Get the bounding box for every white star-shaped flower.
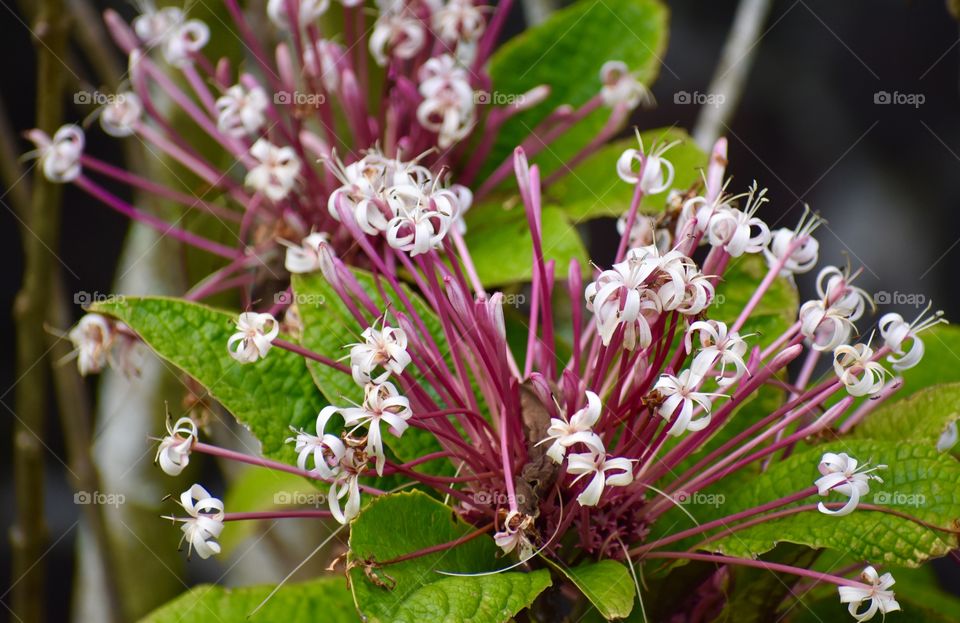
[167,484,224,559]
[227,312,279,363]
[815,452,885,517]
[348,321,411,385]
[156,416,198,476]
[566,451,634,507]
[245,139,301,202]
[837,566,900,621]
[339,382,412,475]
[538,390,605,463]
[653,370,725,437]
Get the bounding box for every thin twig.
[48,279,127,623]
[11,0,69,620]
[0,95,32,213]
[692,0,774,149]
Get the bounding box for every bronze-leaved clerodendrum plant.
[29,0,960,621]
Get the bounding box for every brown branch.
[11,0,69,621]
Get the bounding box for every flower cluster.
[286,317,413,522]
[326,149,470,255]
[118,124,948,622]
[585,243,714,349]
[45,2,948,619]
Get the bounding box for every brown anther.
[642,389,666,410]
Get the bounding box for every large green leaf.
[483,0,668,180]
[546,128,708,223]
[463,204,589,287]
[550,559,636,620]
[138,577,355,623]
[347,491,551,622]
[851,383,960,447]
[92,297,321,461]
[656,440,960,567]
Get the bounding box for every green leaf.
[549,559,636,620]
[483,0,668,181]
[92,297,321,461]
[851,382,960,447]
[138,576,356,623]
[659,440,960,567]
[348,491,552,622]
[463,204,589,287]
[545,128,708,223]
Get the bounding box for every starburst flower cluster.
[41,2,951,619]
[134,133,950,620]
[325,148,471,256]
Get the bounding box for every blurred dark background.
[3,0,960,620]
